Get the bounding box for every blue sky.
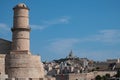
[0,0,120,61]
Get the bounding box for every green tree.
[116,69,120,77]
[105,74,110,78]
[95,75,101,80]
[101,76,106,80]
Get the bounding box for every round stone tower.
[11,3,30,53]
[6,3,45,78]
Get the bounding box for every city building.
[44,51,119,80]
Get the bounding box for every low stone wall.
[55,71,117,80]
[93,71,116,77]
[0,78,55,80]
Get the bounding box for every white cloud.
[75,50,120,61]
[79,29,120,44]
[30,25,46,30]
[0,23,10,34]
[58,16,69,23]
[43,16,70,25]
[31,16,70,30]
[35,29,120,62]
[99,29,120,39]
[46,38,79,54]
[0,23,9,31]
[43,29,120,56]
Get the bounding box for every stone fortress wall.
[0,39,11,78]
[0,78,55,80]
[0,39,11,54]
[0,3,55,80]
[6,53,45,78]
[6,3,46,79]
[0,54,8,79]
[55,71,116,80]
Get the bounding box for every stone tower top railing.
[13,3,29,10]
